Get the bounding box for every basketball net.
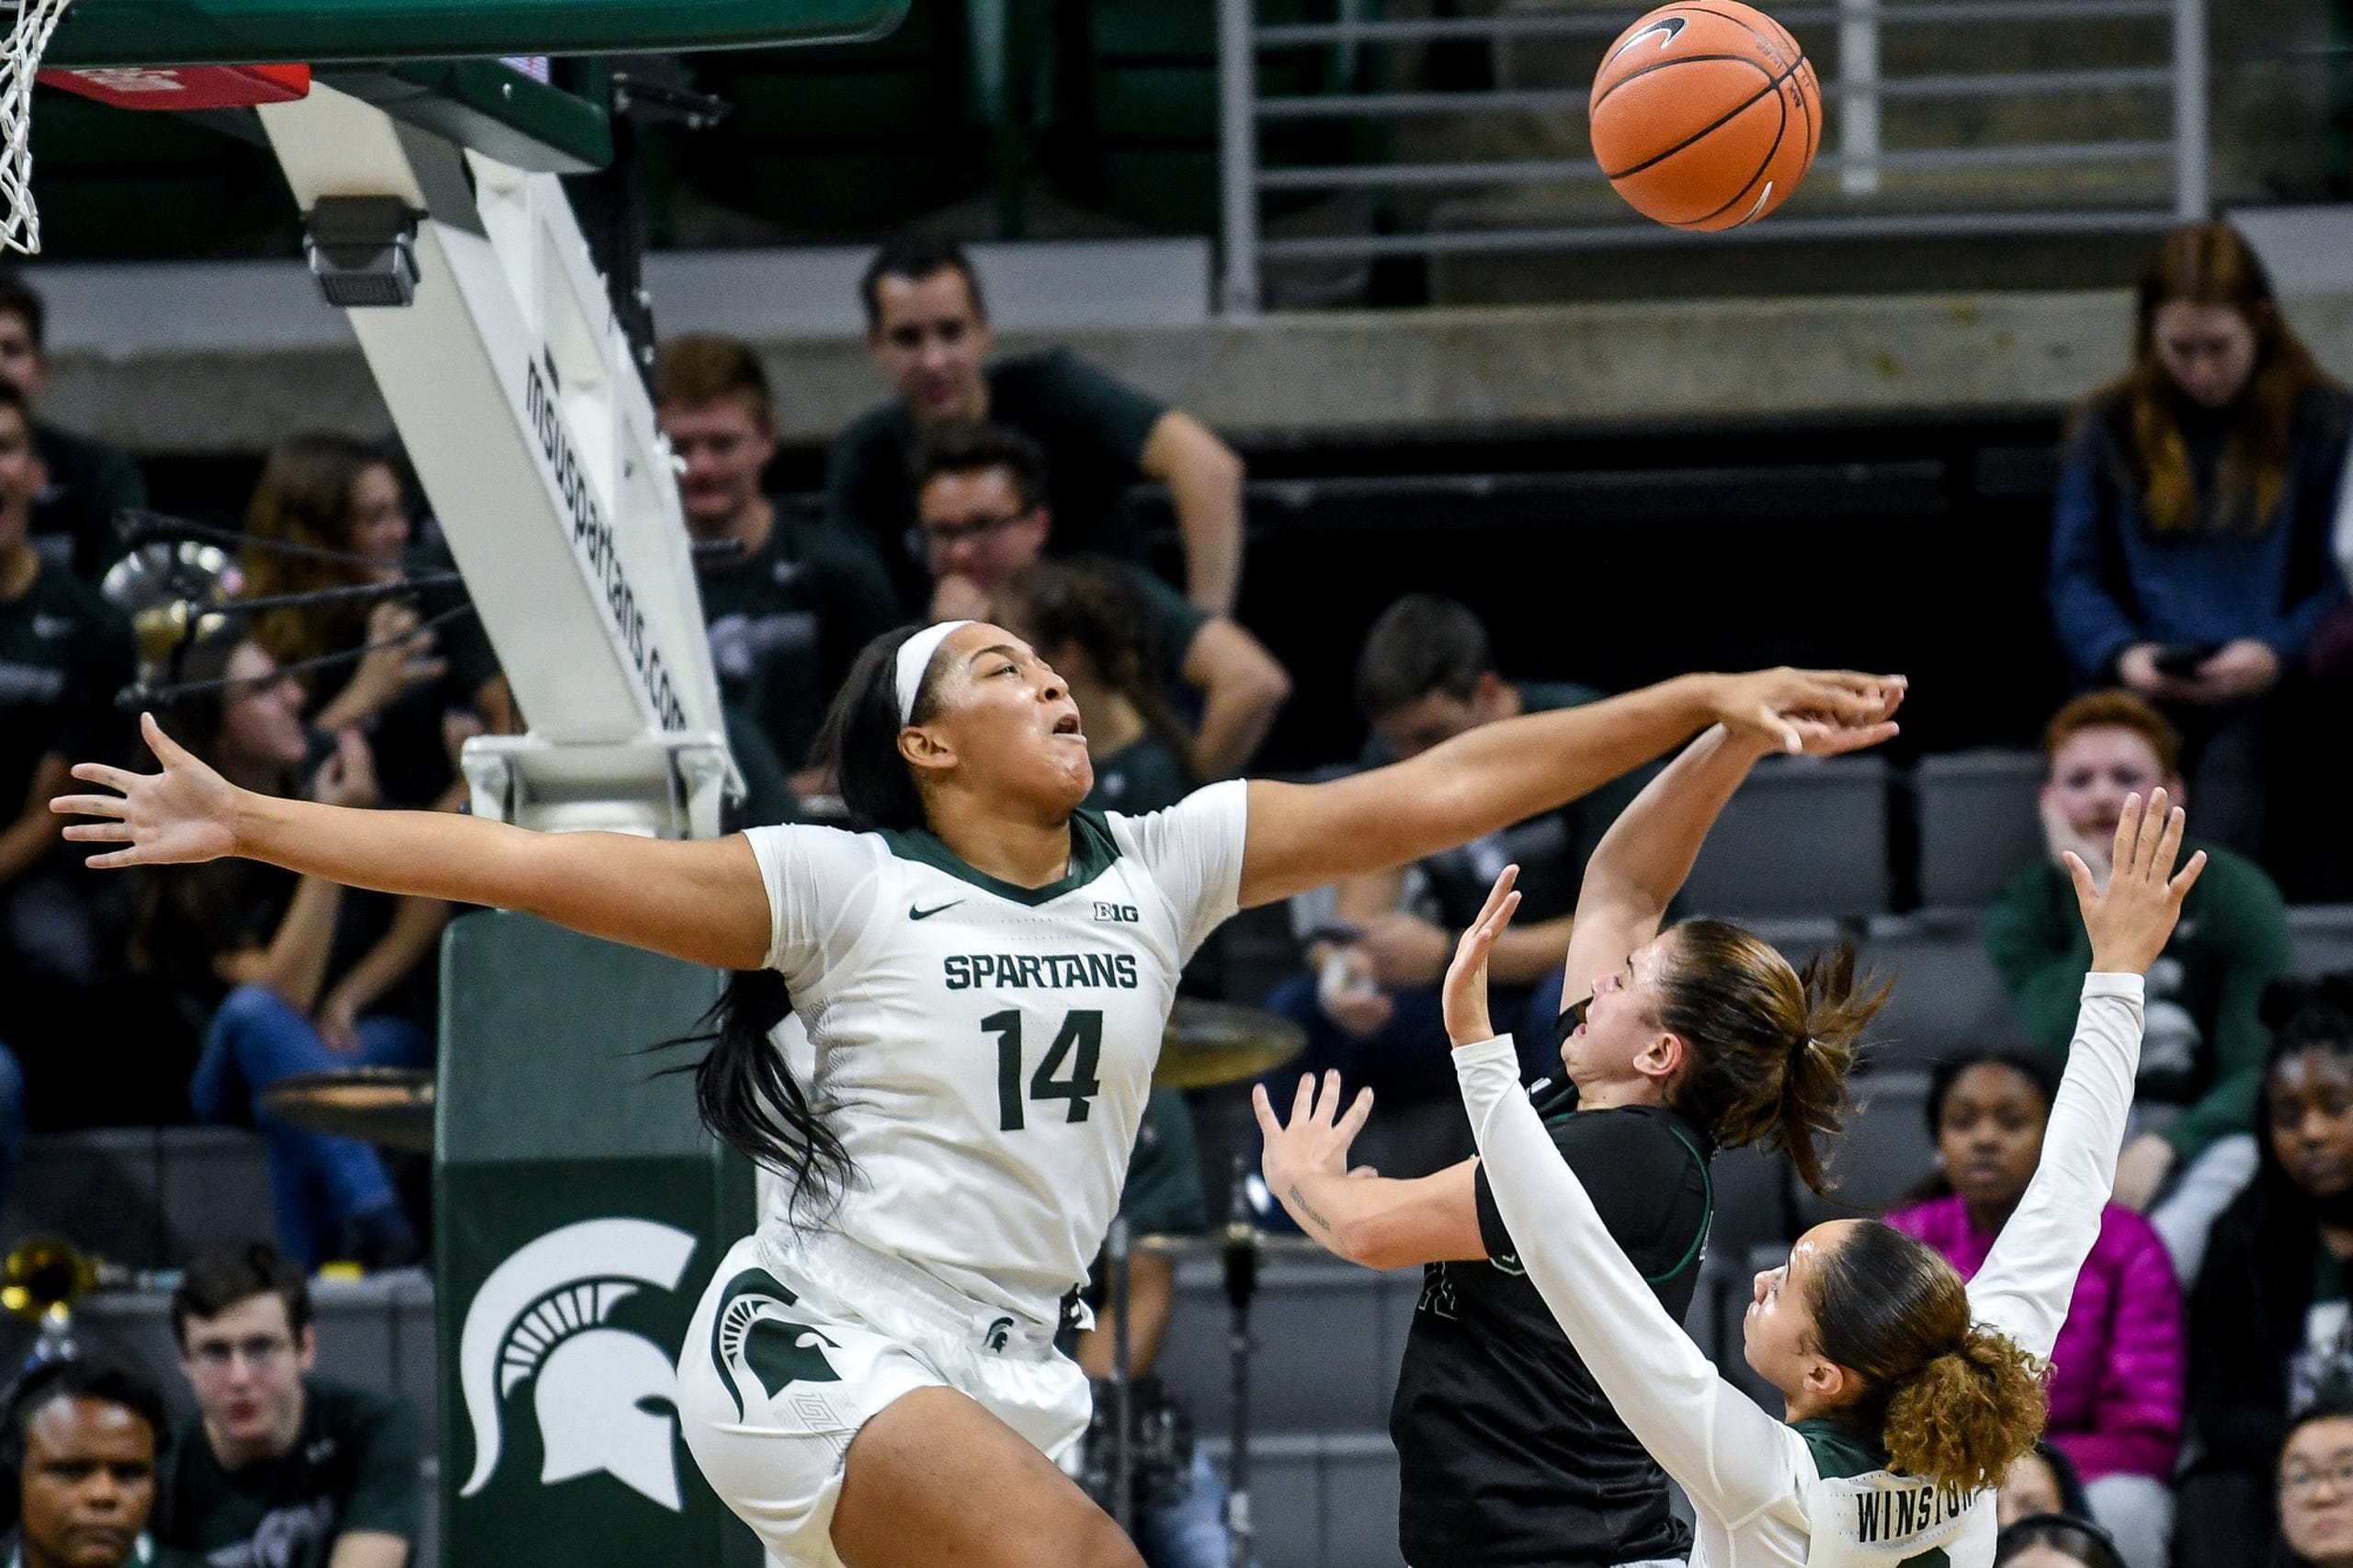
[0,0,73,253]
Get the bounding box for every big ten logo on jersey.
[1093,901,1140,924]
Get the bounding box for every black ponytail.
[664,626,948,1219]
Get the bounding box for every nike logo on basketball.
[910,901,964,920]
[1613,15,1686,56]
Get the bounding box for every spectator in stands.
[1887,1049,2182,1568]
[655,335,902,792]
[1994,1515,2129,1568]
[2178,978,2353,1568]
[136,633,438,1269]
[0,269,148,582]
[1986,689,2289,1277]
[2049,221,2351,859]
[1265,595,1646,1176]
[826,238,1245,616]
[240,433,506,811]
[0,376,134,996]
[2279,1392,2353,1568]
[1999,1442,2096,1527]
[2,1354,198,1568]
[161,1243,420,1568]
[914,424,1287,778]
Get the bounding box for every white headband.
[896,619,972,723]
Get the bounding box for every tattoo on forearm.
[1288,1184,1335,1234]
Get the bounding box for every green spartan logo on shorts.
[710,1269,844,1419]
[984,1317,1014,1353]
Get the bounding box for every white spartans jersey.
[1454,971,2149,1568]
[742,780,1247,1328]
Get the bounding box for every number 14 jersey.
[742,780,1248,1329]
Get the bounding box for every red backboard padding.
[37,62,310,109]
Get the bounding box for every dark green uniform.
[158,1381,421,1568]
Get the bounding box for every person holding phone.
[2048,221,2353,861]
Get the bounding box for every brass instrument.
[1,1235,119,1361]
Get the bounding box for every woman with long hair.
[2179,976,2353,1568]
[51,615,1893,1568]
[1886,1050,2182,1568]
[1256,719,1892,1568]
[241,434,504,807]
[1440,790,2204,1568]
[131,631,441,1268]
[2049,221,2352,860]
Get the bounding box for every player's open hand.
[1253,1070,1375,1194]
[51,711,243,869]
[1443,864,1522,1048]
[2066,787,2205,975]
[1711,668,1905,755]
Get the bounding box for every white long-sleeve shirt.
[1455,971,2147,1568]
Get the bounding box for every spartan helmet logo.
[457,1218,699,1513]
[709,1268,842,1420]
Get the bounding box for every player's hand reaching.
[50,711,245,869]
[1254,1070,1377,1196]
[1443,864,1522,1048]
[1708,668,1905,755]
[2066,787,2206,975]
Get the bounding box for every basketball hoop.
[0,0,74,253]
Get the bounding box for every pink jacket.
[1886,1192,2183,1482]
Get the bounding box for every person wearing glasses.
[2280,1390,2353,1568]
[914,423,1289,779]
[158,1243,420,1568]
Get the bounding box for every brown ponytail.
[1810,1221,2049,1494]
[1657,922,1890,1196]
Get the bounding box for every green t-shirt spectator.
[698,507,902,773]
[1984,838,2289,1165]
[30,421,146,581]
[1120,1088,1209,1237]
[1086,733,1194,820]
[825,349,1166,612]
[159,1381,420,1568]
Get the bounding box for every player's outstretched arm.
[1253,1071,1485,1269]
[1972,789,2202,1361]
[1236,666,1900,906]
[1559,707,1901,1013]
[52,712,772,971]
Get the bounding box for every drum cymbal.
[1154,1000,1305,1090]
[260,1067,435,1153]
[1135,1229,1326,1259]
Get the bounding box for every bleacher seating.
[1913,750,2046,907]
[2290,904,2353,980]
[1,1127,275,1271]
[1857,910,2024,1072]
[1680,756,1893,918]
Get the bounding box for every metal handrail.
[1256,141,2171,191]
[1254,0,2170,47]
[1256,66,2174,119]
[1215,0,2210,311]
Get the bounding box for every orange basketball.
[1589,1,1820,231]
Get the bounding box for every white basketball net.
[0,0,74,254]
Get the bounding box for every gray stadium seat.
[156,1128,276,1259]
[1915,750,2046,907]
[1680,756,1893,918]
[1792,1071,1939,1230]
[1161,1252,1392,1434]
[2290,905,2353,981]
[6,1129,168,1265]
[1858,911,2026,1072]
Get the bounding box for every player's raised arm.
[1237,665,1901,906]
[52,711,772,971]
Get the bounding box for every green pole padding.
[434,910,758,1568]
